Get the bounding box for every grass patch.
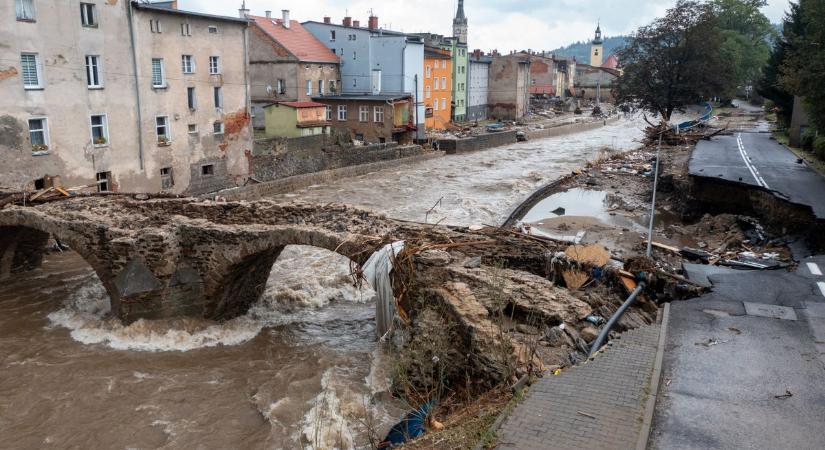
[774,130,825,176]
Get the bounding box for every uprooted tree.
[614,0,735,121]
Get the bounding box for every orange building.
[424,48,452,130]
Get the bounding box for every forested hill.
[550,36,629,62]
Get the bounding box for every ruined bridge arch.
[0,197,401,323]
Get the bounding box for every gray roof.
[131,1,250,24]
[312,94,412,102]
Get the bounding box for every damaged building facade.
[0,0,252,195]
[489,52,531,120]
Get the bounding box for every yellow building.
[263,101,330,138]
[424,48,453,130]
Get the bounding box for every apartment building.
[0,0,251,195]
[424,47,452,130]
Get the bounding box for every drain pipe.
[588,275,647,358]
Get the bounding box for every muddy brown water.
[0,118,645,449]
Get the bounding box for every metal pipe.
[646,132,664,257]
[588,280,647,358]
[127,1,145,171]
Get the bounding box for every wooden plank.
[54,187,71,197]
[651,241,681,254]
[28,187,54,201]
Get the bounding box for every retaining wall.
[439,131,518,155]
[526,116,620,140]
[217,151,444,200]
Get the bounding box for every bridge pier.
[0,226,50,281]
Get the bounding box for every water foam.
[48,246,375,352]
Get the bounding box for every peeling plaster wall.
[488,55,531,120]
[0,1,252,194]
[0,0,139,190]
[130,7,252,195]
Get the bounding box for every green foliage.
[551,36,630,62]
[814,136,825,159]
[615,1,734,120]
[801,128,816,151]
[781,0,825,134]
[758,2,803,127]
[711,0,774,100]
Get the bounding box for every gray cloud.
[182,0,792,51]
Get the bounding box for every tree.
[757,2,803,127]
[615,1,734,121]
[711,0,775,99]
[781,0,825,133]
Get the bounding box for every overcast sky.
[181,0,793,51]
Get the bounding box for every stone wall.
[218,151,442,200]
[526,116,619,140]
[438,131,518,154]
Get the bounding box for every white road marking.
[736,134,771,189]
[818,282,825,297]
[808,262,823,276]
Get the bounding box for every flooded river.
[0,118,644,449]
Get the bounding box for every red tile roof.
[602,55,619,69]
[273,101,328,108]
[251,16,339,63]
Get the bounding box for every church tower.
[590,22,604,67]
[453,0,468,44]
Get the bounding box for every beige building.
[488,53,531,120]
[0,0,252,195]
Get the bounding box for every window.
[353,78,357,88]
[442,60,447,69]
[96,172,111,192]
[318,80,324,95]
[359,106,369,122]
[374,106,384,123]
[326,106,332,121]
[90,114,108,146]
[425,86,431,99]
[434,78,439,90]
[188,124,198,133]
[201,164,214,176]
[213,121,224,134]
[353,50,357,60]
[28,118,48,150]
[337,105,347,121]
[208,26,218,34]
[442,98,446,110]
[160,167,174,189]
[213,87,223,108]
[426,65,431,78]
[80,3,97,27]
[330,30,336,41]
[208,56,220,74]
[21,53,42,89]
[151,58,166,88]
[16,0,36,21]
[156,116,170,143]
[433,100,438,112]
[180,23,191,36]
[442,77,446,89]
[150,19,162,33]
[187,86,196,110]
[181,55,194,74]
[305,80,312,96]
[329,80,336,93]
[85,55,102,88]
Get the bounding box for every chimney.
[323,16,331,24]
[473,49,481,60]
[282,10,290,28]
[368,15,378,30]
[353,20,360,28]
[343,16,352,27]
[238,3,249,18]
[265,10,271,18]
[168,0,178,9]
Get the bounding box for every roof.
[131,1,249,24]
[302,21,413,38]
[425,49,451,60]
[266,101,328,108]
[312,94,412,102]
[602,55,619,69]
[252,16,340,63]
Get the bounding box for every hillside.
[550,36,629,63]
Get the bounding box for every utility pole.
[414,74,419,141]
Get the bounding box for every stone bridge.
[0,196,540,322]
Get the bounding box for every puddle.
[519,188,644,231]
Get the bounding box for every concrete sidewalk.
[497,317,667,450]
[649,261,825,449]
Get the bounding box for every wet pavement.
[690,131,825,219]
[650,260,825,449]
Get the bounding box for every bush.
[814,136,825,160]
[763,99,775,112]
[801,128,817,151]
